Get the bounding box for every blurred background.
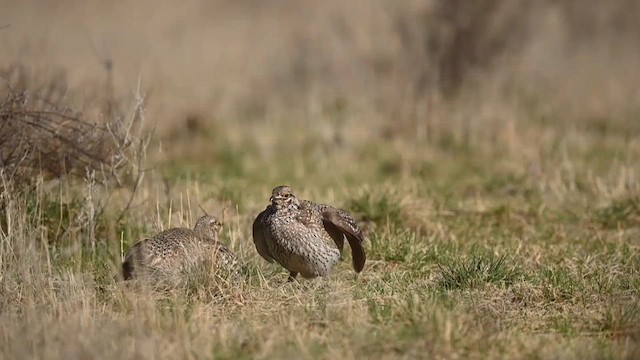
[1,0,639,199]
[3,0,639,134]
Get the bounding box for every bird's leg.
[288,272,299,282]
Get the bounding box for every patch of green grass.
[16,189,85,244]
[115,217,147,251]
[216,181,250,210]
[367,298,394,325]
[215,144,248,178]
[593,302,640,336]
[539,266,579,302]
[549,314,579,335]
[367,229,413,263]
[162,139,252,184]
[163,161,219,183]
[593,195,640,229]
[349,190,404,228]
[436,253,522,291]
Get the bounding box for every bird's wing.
[213,241,240,265]
[252,208,275,263]
[186,240,240,274]
[321,206,366,273]
[324,223,345,254]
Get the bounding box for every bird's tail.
[121,260,132,280]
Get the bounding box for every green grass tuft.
[593,195,640,229]
[349,190,404,228]
[436,253,522,290]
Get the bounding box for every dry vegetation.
[1,0,639,359]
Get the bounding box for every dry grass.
[1,0,640,359]
[0,65,148,187]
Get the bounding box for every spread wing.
[252,208,274,263]
[321,207,366,273]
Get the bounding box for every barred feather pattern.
[253,186,366,280]
[122,216,240,284]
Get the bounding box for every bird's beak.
[269,196,274,203]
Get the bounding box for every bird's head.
[270,185,300,210]
[193,215,222,240]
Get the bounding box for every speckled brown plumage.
[122,215,240,283]
[252,185,366,280]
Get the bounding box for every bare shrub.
[0,64,148,189]
[0,65,151,252]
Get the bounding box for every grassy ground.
[1,116,638,359]
[1,1,640,359]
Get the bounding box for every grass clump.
[593,195,640,229]
[349,190,404,228]
[540,266,579,302]
[593,303,640,337]
[436,253,522,291]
